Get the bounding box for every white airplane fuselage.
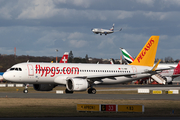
[92,28,114,35]
[3,62,153,85]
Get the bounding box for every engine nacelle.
[66,78,89,91]
[165,77,173,84]
[33,84,57,91]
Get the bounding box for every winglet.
[152,59,161,71]
[129,36,159,67]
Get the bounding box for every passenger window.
[15,68,18,71]
[19,68,22,71]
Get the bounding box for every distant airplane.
[110,58,114,64]
[91,24,122,35]
[120,48,180,84]
[120,48,134,64]
[59,52,69,63]
[0,72,4,81]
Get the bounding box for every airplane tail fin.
[120,48,134,64]
[129,36,159,67]
[59,52,69,63]
[110,58,114,64]
[110,24,115,31]
[173,61,180,75]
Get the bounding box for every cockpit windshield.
[9,67,22,71]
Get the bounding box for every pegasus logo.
[137,39,154,63]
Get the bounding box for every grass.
[0,98,180,117]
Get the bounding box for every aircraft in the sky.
[120,48,180,84]
[91,24,122,35]
[3,36,166,94]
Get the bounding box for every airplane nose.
[3,72,10,81]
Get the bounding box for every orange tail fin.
[130,36,159,67]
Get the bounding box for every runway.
[1,86,180,119]
[0,84,180,100]
[1,92,180,100]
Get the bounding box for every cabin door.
[27,64,34,76]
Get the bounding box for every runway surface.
[0,117,180,120]
[0,92,180,100]
[0,85,180,100]
[1,85,180,119]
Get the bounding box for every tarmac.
[0,85,180,100]
[1,85,180,119]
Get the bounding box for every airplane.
[0,72,4,81]
[110,58,114,64]
[3,36,165,94]
[91,24,122,35]
[120,48,134,64]
[120,48,180,84]
[59,52,69,63]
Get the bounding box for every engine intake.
[165,77,173,84]
[66,78,88,91]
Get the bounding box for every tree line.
[0,51,179,72]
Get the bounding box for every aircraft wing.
[87,60,161,79]
[114,28,122,32]
[86,72,148,79]
[170,74,180,77]
[142,67,174,74]
[155,67,175,72]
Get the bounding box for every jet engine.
[33,84,57,91]
[165,77,173,84]
[66,78,89,91]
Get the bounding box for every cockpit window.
[10,67,22,71]
[10,68,15,70]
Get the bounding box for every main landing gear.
[64,88,96,94]
[65,88,74,94]
[23,84,29,93]
[88,88,96,94]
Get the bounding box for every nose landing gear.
[23,84,29,93]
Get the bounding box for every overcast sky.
[1,0,180,60]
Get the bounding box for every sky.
[1,0,180,60]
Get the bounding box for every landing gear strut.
[23,84,29,93]
[88,88,96,94]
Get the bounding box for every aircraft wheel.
[88,88,96,94]
[65,88,74,94]
[23,89,28,93]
